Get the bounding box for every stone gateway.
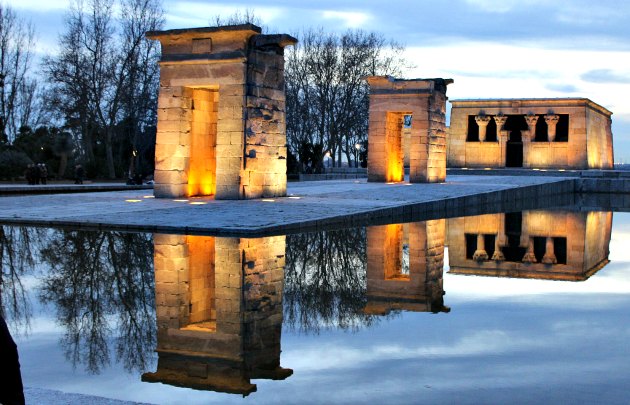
[366,76,452,183]
[147,24,297,199]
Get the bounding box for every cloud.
[581,69,630,84]
[321,10,371,28]
[545,83,579,93]
[463,0,547,13]
[7,0,67,12]
[447,69,561,80]
[165,2,286,28]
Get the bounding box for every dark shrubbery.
[0,149,33,180]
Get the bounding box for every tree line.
[0,3,407,181]
[1,0,162,181]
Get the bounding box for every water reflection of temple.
[365,220,450,314]
[447,211,612,281]
[142,234,292,396]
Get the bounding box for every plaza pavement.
[0,175,576,236]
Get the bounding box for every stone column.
[475,115,492,142]
[544,114,559,142]
[522,237,537,263]
[542,237,557,264]
[472,234,488,261]
[491,235,505,261]
[494,115,508,166]
[524,114,539,142]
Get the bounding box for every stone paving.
[0,175,576,236]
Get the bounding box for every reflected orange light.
[143,195,155,199]
[262,199,275,202]
[173,199,189,202]
[189,202,207,205]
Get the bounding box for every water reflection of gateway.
[142,234,292,396]
[365,220,450,314]
[447,211,612,281]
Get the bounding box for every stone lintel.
[158,51,247,64]
[147,23,262,41]
[450,98,612,117]
[366,76,454,94]
[254,34,298,50]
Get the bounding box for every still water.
[2,209,630,404]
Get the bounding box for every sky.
[7,0,630,162]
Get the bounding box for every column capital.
[493,115,507,128]
[544,114,559,124]
[524,114,539,128]
[474,115,492,126]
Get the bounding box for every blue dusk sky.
[7,0,630,162]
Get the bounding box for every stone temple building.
[446,210,612,281]
[147,24,296,199]
[447,98,614,169]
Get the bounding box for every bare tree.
[44,0,163,179]
[0,5,39,144]
[285,29,406,170]
[0,226,43,336]
[40,229,155,373]
[284,227,387,333]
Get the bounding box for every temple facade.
[446,210,612,281]
[447,98,614,169]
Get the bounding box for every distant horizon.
[6,0,630,162]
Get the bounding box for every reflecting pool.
[3,208,630,404]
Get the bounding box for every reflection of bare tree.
[285,228,384,333]
[39,230,155,373]
[0,226,41,334]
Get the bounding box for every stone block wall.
[586,107,615,169]
[148,24,296,199]
[242,37,292,198]
[366,76,452,183]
